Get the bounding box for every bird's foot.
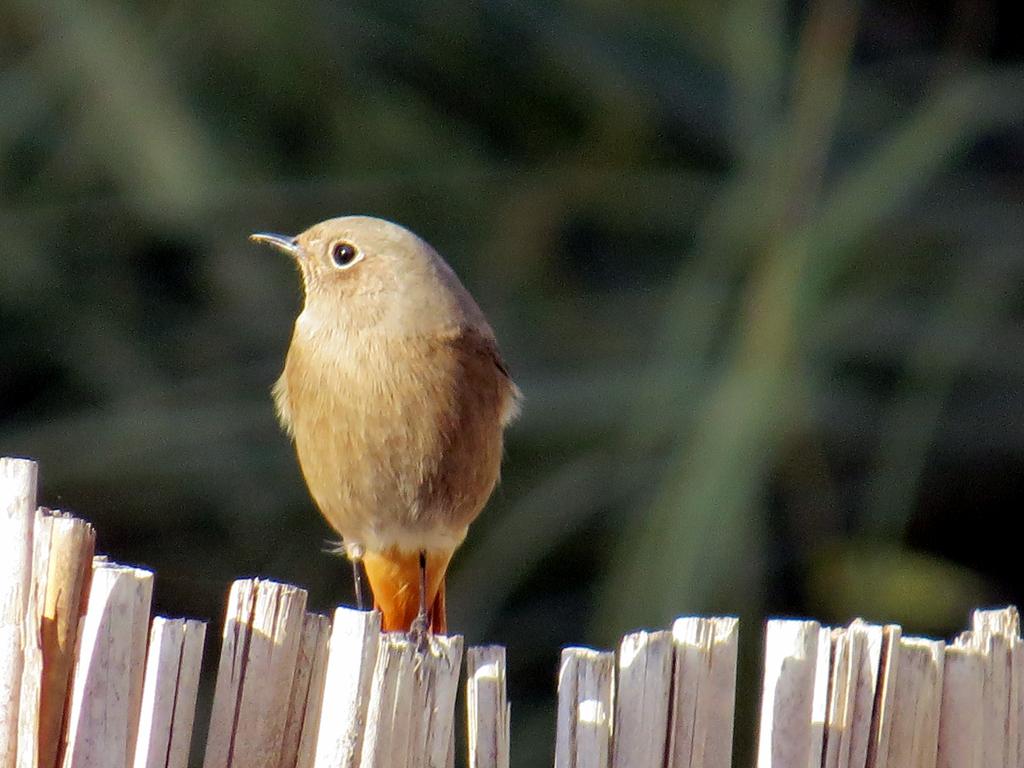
[408,610,432,653]
[408,548,432,652]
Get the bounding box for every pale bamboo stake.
[311,609,380,768]
[936,645,984,768]
[203,579,308,768]
[279,613,330,768]
[61,560,154,768]
[980,631,1008,768]
[881,638,944,768]
[611,631,671,768]
[756,620,822,768]
[668,617,738,768]
[554,648,614,768]
[703,618,739,768]
[960,606,1022,768]
[16,511,51,768]
[846,622,883,768]
[956,626,1003,768]
[1014,641,1024,768]
[808,626,832,768]
[825,623,884,768]
[358,633,464,768]
[1010,637,1020,768]
[668,622,703,768]
[294,614,333,768]
[15,511,95,768]
[133,618,207,768]
[1,458,37,768]
[973,606,1020,638]
[466,646,510,768]
[36,512,94,768]
[865,625,901,768]
[823,627,852,768]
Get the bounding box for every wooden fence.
[2,456,1021,768]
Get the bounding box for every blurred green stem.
[8,0,229,224]
[863,246,1024,536]
[599,5,1024,636]
[630,0,861,449]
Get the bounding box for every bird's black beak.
[250,232,301,258]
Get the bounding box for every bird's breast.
[277,321,508,553]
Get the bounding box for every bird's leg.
[345,542,367,611]
[409,550,430,651]
[351,557,365,611]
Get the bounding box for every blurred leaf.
[8,0,229,222]
[599,10,1024,638]
[863,245,1024,536]
[599,0,863,636]
[807,540,988,632]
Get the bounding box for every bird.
[251,216,520,634]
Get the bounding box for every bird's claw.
[409,611,431,653]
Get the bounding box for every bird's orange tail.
[361,548,451,633]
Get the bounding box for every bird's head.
[251,215,487,334]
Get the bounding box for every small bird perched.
[252,216,520,633]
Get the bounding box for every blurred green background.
[2,0,1023,764]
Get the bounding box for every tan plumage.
[254,216,519,632]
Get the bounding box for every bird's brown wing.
[456,326,511,377]
[448,326,521,425]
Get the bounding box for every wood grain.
[203,580,308,768]
[466,646,509,768]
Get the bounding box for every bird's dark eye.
[331,242,359,268]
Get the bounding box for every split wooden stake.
[936,645,984,768]
[15,510,51,768]
[809,626,832,768]
[957,606,1022,768]
[312,609,381,768]
[756,620,822,768]
[359,633,464,768]
[1,458,37,768]
[865,625,901,768]
[61,560,154,768]
[822,621,883,768]
[977,606,1021,768]
[133,618,207,768]
[15,510,95,768]
[668,617,738,768]
[279,613,331,768]
[34,513,94,768]
[881,638,944,768]
[611,630,672,768]
[203,579,308,768]
[466,646,510,768]
[1015,640,1024,768]
[823,627,851,768]
[554,648,615,768]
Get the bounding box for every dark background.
[2,0,1022,764]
